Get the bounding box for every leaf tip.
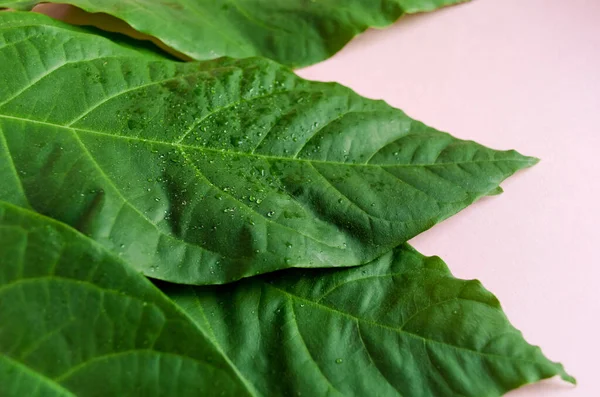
[486,186,504,196]
[561,371,577,385]
[526,156,541,167]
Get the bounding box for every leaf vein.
[268,284,546,365]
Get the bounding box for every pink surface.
[299,0,599,395]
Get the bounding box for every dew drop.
[266,211,275,217]
[335,358,343,364]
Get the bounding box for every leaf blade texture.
[0,201,253,397]
[0,13,537,285]
[1,0,471,67]
[0,201,574,396]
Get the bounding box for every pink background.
[300,0,599,395]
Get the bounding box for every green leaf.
[0,201,252,397]
[1,0,470,67]
[0,200,574,396]
[0,13,537,285]
[162,244,574,396]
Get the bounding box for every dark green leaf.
[0,13,537,285]
[2,0,470,67]
[0,201,574,396]
[0,201,252,397]
[162,244,574,396]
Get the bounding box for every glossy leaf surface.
[0,202,250,397]
[163,244,574,396]
[0,201,573,396]
[0,13,537,285]
[1,0,470,67]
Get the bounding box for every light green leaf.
[162,244,574,397]
[0,13,537,285]
[0,201,574,396]
[1,0,471,67]
[0,201,252,397]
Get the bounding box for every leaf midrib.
[0,114,532,169]
[265,283,541,366]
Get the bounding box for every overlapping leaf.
[1,0,470,67]
[0,12,537,285]
[0,202,251,397]
[0,202,573,397]
[164,244,575,396]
